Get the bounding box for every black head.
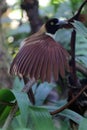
[45,18,67,34]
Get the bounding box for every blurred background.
[0,0,87,89]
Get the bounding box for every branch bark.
[21,0,43,33]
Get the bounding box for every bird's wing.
[10,34,70,82]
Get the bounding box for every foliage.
[72,21,87,67]
[0,82,87,130]
[79,118,87,130]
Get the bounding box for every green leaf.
[12,90,31,127]
[79,118,87,130]
[35,82,56,105]
[59,109,83,124]
[0,89,15,119]
[76,55,87,67]
[59,120,70,130]
[0,106,11,123]
[75,33,87,56]
[13,77,24,91]
[12,105,56,130]
[0,89,15,102]
[28,106,56,130]
[0,89,15,125]
[72,21,87,38]
[14,128,31,130]
[72,21,87,56]
[43,105,83,124]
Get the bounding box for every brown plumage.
[10,18,70,82]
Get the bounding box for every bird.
[10,18,70,83]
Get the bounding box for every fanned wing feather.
[34,42,47,80]
[57,47,65,78]
[27,42,44,79]
[18,46,34,74]
[52,47,59,81]
[40,45,49,82]
[60,47,70,71]
[46,46,52,82]
[23,44,41,76]
[10,34,70,82]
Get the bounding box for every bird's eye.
[50,22,54,25]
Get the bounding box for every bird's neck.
[37,24,46,35]
[45,32,56,39]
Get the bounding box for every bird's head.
[45,18,67,34]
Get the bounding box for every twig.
[0,101,16,106]
[63,0,87,29]
[68,0,87,22]
[70,29,77,86]
[50,85,87,115]
[23,76,35,104]
[2,103,18,130]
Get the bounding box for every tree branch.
[21,0,43,33]
[69,30,77,86]
[50,85,87,115]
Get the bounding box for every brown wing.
[10,34,70,82]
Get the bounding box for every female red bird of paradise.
[10,18,70,82]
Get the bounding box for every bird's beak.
[57,19,68,28]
